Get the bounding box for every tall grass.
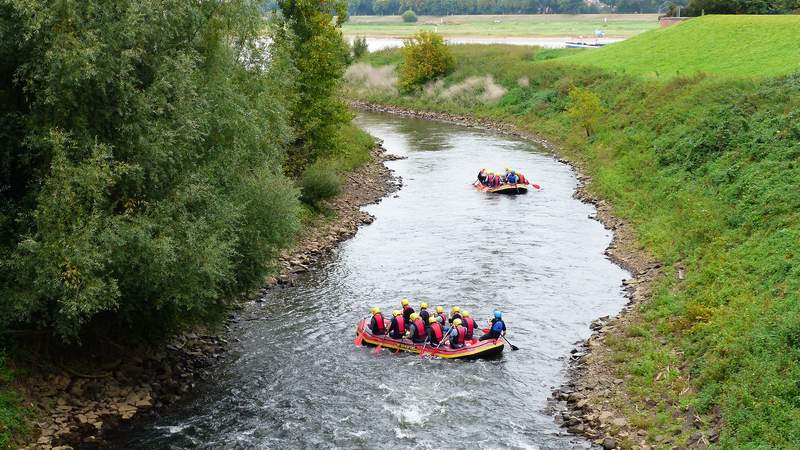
[350,43,800,447]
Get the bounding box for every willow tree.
[0,0,300,341]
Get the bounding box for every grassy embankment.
[347,15,800,448]
[343,14,658,38]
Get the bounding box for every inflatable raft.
[474,183,529,195]
[355,318,504,359]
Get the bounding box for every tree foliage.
[399,31,455,93]
[0,0,302,341]
[274,0,353,174]
[401,9,418,22]
[685,0,800,14]
[566,86,604,137]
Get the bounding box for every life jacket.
[373,314,385,333]
[463,317,475,336]
[430,323,443,342]
[413,318,426,338]
[454,326,466,345]
[393,317,405,335]
[518,174,527,184]
[402,305,413,319]
[438,313,448,325]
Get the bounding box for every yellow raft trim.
[360,334,504,359]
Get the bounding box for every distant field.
[342,14,659,38]
[564,15,800,78]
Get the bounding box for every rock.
[598,411,614,421]
[611,417,627,427]
[602,437,617,449]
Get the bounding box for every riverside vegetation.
[0,0,373,446]
[346,15,800,448]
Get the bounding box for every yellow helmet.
[400,298,409,306]
[428,317,438,324]
[451,306,461,313]
[371,307,380,315]
[505,167,512,172]
[462,310,470,318]
[392,309,401,317]
[436,306,444,314]
[453,318,463,327]
[420,302,428,309]
[410,313,419,321]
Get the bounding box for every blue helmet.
[494,310,502,319]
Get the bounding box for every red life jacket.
[413,318,426,338]
[394,317,405,334]
[438,313,448,325]
[464,317,475,335]
[373,313,385,333]
[519,174,527,184]
[431,323,443,341]
[455,326,466,345]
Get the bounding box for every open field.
[565,15,800,78]
[343,14,659,38]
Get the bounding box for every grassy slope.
[343,14,658,38]
[565,15,800,78]
[350,31,800,447]
[0,356,27,449]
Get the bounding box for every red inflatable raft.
[474,182,540,195]
[355,318,504,359]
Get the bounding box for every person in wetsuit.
[480,310,506,341]
[400,298,414,326]
[369,307,386,335]
[477,169,488,185]
[449,318,467,349]
[427,317,444,346]
[419,302,430,324]
[388,310,406,339]
[461,310,477,340]
[407,313,427,343]
[450,306,462,324]
[435,306,448,329]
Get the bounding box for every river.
[108,112,629,449]
[354,36,623,51]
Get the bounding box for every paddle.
[531,183,541,190]
[502,334,520,351]
[418,339,429,358]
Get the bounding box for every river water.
[110,112,628,449]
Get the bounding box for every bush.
[399,31,455,93]
[352,35,369,59]
[401,9,418,22]
[301,162,342,207]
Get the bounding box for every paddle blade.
[419,349,426,358]
[532,183,541,190]
[373,344,382,354]
[482,327,490,334]
[510,344,520,351]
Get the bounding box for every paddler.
[406,313,427,343]
[480,310,507,341]
[427,316,444,346]
[419,302,430,324]
[435,306,448,329]
[461,310,477,340]
[388,310,406,339]
[369,307,386,335]
[450,306,462,323]
[477,168,488,185]
[400,298,414,325]
[448,318,467,349]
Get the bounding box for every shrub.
[352,35,369,59]
[301,162,342,207]
[401,9,418,23]
[566,86,605,137]
[399,31,455,93]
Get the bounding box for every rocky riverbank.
[21,143,401,450]
[351,101,671,449]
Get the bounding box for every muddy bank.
[351,100,670,449]
[21,143,401,450]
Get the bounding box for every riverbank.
[348,29,800,447]
[352,100,664,448]
[18,143,401,449]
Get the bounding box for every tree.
[566,87,605,137]
[275,0,352,173]
[399,31,455,92]
[402,9,418,21]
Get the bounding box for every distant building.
[659,16,690,27]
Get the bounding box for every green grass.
[343,14,658,38]
[349,36,800,447]
[565,15,800,78]
[0,356,27,449]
